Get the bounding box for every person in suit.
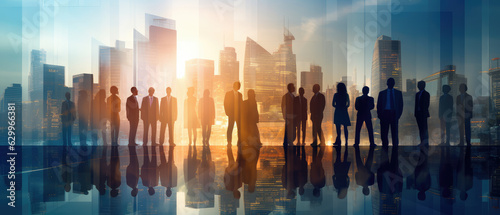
[282,83,296,146]
[108,145,121,197]
[296,145,308,196]
[160,87,178,146]
[332,82,351,146]
[126,146,139,197]
[377,146,402,196]
[184,87,199,145]
[224,144,243,199]
[457,145,472,200]
[159,145,178,197]
[107,86,121,146]
[224,82,243,146]
[439,85,453,145]
[310,145,325,197]
[61,92,76,146]
[456,83,473,145]
[126,87,140,146]
[241,89,262,147]
[198,90,215,145]
[91,89,107,145]
[141,87,160,146]
[354,86,375,146]
[377,78,404,147]
[413,145,431,201]
[78,90,90,146]
[310,84,326,146]
[294,87,307,145]
[354,144,375,196]
[415,81,430,146]
[141,145,159,195]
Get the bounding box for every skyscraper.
[219,47,239,91]
[0,84,22,146]
[28,49,46,141]
[301,64,323,99]
[406,79,416,93]
[185,59,214,98]
[371,35,402,99]
[43,64,66,144]
[99,40,132,94]
[437,65,467,99]
[489,58,500,124]
[273,28,297,96]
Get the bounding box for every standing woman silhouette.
[332,82,351,146]
[184,87,199,145]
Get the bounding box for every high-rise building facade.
[273,28,297,97]
[99,40,132,94]
[437,65,467,99]
[185,59,214,98]
[43,64,67,144]
[219,47,239,92]
[300,64,323,100]
[0,84,22,146]
[371,35,402,99]
[28,49,47,141]
[490,58,500,124]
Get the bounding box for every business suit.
[224,90,243,145]
[126,95,140,145]
[310,93,325,144]
[141,96,160,145]
[294,96,307,144]
[282,92,296,145]
[354,95,375,145]
[107,95,121,145]
[439,93,453,145]
[377,88,403,146]
[456,93,473,145]
[160,95,177,145]
[61,99,76,146]
[414,90,430,145]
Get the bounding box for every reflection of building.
[0,84,22,146]
[43,64,67,144]
[371,35,402,100]
[99,40,132,94]
[219,47,239,92]
[28,49,47,141]
[436,65,467,99]
[489,58,500,124]
[301,64,323,100]
[185,59,214,98]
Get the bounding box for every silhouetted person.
[224,144,243,199]
[160,87,177,146]
[310,84,326,146]
[108,145,121,197]
[107,86,121,146]
[94,145,108,195]
[282,83,296,146]
[159,145,177,197]
[126,146,139,197]
[91,89,107,145]
[294,87,307,145]
[377,78,404,147]
[184,87,199,145]
[333,145,351,199]
[282,145,297,199]
[75,147,92,195]
[199,89,215,145]
[184,144,199,198]
[439,85,453,145]
[457,145,472,200]
[415,81,430,146]
[456,83,473,145]
[241,138,261,193]
[141,87,160,146]
[126,87,140,146]
[61,146,72,192]
[224,82,243,146]
[61,92,76,146]
[310,145,325,197]
[333,83,351,146]
[354,145,375,196]
[413,145,431,201]
[377,146,402,195]
[141,145,158,195]
[296,145,308,196]
[439,146,454,198]
[78,90,90,146]
[241,89,261,147]
[199,146,215,193]
[354,86,375,146]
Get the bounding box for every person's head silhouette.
[313,84,320,94]
[131,188,138,197]
[337,82,347,95]
[111,189,119,197]
[233,81,241,91]
[459,83,467,94]
[233,190,241,199]
[362,86,369,96]
[299,187,305,195]
[313,188,321,197]
[131,87,138,96]
[418,81,426,91]
[148,187,155,196]
[418,191,426,200]
[460,191,468,200]
[110,86,118,95]
[248,89,256,101]
[203,89,210,98]
[287,83,295,93]
[442,85,451,94]
[299,87,304,96]
[362,187,370,196]
[148,87,155,96]
[166,187,172,197]
[387,78,395,89]
[166,87,172,96]
[187,87,195,97]
[65,92,71,100]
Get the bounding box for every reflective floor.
[2,144,500,214]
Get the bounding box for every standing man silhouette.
[126,87,140,146]
[61,92,76,146]
[198,89,215,145]
[456,83,473,145]
[141,87,160,146]
[282,83,296,146]
[77,90,90,146]
[439,85,453,145]
[415,81,430,146]
[294,87,307,145]
[310,84,325,146]
[354,86,375,146]
[160,87,177,146]
[224,82,243,146]
[377,78,403,147]
[107,86,121,146]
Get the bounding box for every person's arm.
[355,97,360,111]
[320,94,325,111]
[369,97,375,110]
[173,98,178,122]
[346,94,350,108]
[155,98,160,121]
[281,95,286,119]
[211,98,215,121]
[159,98,165,122]
[332,94,336,107]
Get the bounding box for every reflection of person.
[61,92,76,146]
[457,145,472,200]
[184,144,200,197]
[310,84,325,146]
[294,87,307,145]
[414,81,430,146]
[439,85,453,145]
[354,145,375,196]
[241,89,261,147]
[224,145,242,199]
[282,145,297,199]
[107,86,121,146]
[377,78,404,147]
[92,90,107,145]
[78,90,90,146]
[61,146,72,192]
[141,145,159,195]
[354,86,375,146]
[282,83,296,146]
[199,146,215,192]
[184,87,199,145]
[439,146,454,198]
[332,83,351,146]
[94,145,108,195]
[108,146,121,197]
[126,146,139,197]
[159,87,177,146]
[159,145,177,197]
[241,142,261,193]
[199,89,215,145]
[126,87,140,146]
[310,145,325,197]
[141,87,160,146]
[296,145,308,196]
[414,145,431,201]
[377,146,402,195]
[456,84,473,145]
[333,145,351,199]
[224,82,243,146]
